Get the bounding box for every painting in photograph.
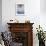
[16,4,24,15]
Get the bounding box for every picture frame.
[16,4,24,16]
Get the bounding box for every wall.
[40,0,46,31]
[2,0,40,30]
[2,0,46,46]
[40,0,46,13]
[0,0,2,32]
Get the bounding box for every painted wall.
[0,0,2,32]
[2,0,40,31]
[2,0,46,46]
[40,0,46,13]
[40,0,46,31]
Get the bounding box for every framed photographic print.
[16,4,24,15]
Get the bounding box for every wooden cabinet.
[7,23,34,46]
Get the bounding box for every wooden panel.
[7,23,34,46]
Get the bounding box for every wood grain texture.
[7,23,34,46]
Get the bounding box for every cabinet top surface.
[7,23,34,25]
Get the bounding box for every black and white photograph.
[16,4,24,15]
